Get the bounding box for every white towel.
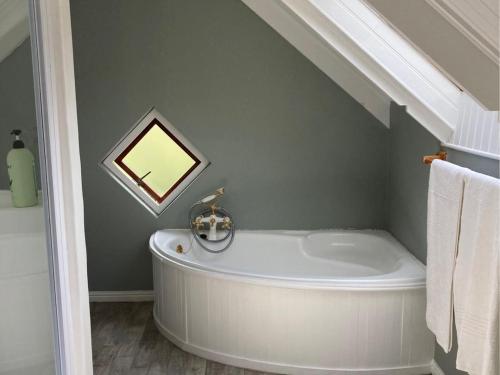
[453,171,500,375]
[426,159,469,352]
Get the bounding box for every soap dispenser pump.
[6,129,38,207]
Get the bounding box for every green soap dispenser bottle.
[7,129,38,208]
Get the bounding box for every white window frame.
[101,108,210,216]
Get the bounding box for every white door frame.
[29,1,93,374]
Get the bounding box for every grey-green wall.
[0,39,38,190]
[70,0,389,291]
[387,103,499,375]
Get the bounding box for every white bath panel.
[153,259,186,341]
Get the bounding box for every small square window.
[101,108,209,216]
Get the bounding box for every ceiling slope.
[367,0,499,110]
[0,0,29,63]
[426,0,498,63]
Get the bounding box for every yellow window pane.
[119,124,196,198]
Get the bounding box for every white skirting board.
[88,290,154,302]
[431,360,445,375]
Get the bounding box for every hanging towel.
[426,159,469,352]
[453,171,500,375]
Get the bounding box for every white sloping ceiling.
[426,0,498,63]
[367,0,499,110]
[242,0,463,142]
[0,0,29,64]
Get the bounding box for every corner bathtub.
[150,230,434,375]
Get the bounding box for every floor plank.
[185,355,207,375]
[90,302,277,375]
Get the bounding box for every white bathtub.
[0,191,55,375]
[150,229,434,375]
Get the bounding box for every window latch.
[137,171,151,186]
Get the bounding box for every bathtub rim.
[149,229,426,291]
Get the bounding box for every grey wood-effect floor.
[91,302,276,375]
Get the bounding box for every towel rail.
[423,151,447,165]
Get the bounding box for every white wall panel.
[448,94,499,158]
